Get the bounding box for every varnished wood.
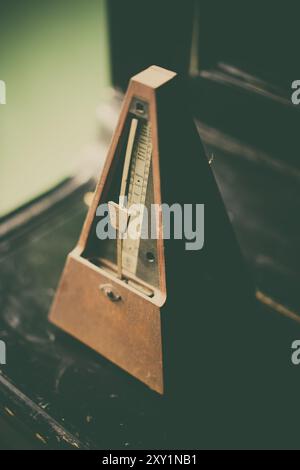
[49,66,253,395]
[49,66,173,393]
[50,253,163,393]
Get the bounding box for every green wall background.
[0,0,110,216]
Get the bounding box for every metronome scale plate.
[122,116,152,276]
[103,95,160,296]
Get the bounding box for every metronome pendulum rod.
[117,117,138,279]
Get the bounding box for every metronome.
[49,66,252,395]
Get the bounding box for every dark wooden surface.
[0,141,300,449]
[0,84,300,448]
[206,136,300,314]
[1,0,299,450]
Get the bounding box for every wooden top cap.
[131,65,177,89]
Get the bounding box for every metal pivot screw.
[99,284,121,302]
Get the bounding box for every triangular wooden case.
[49,66,253,395]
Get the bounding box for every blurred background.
[0,0,300,449]
[0,0,110,217]
[2,0,298,215]
[1,0,299,311]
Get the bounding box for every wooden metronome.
[49,66,253,395]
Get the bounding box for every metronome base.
[49,251,164,394]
